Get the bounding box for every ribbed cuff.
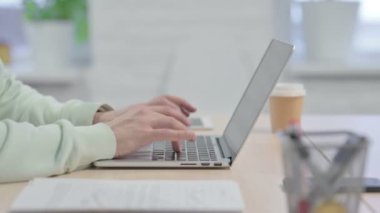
[61,101,113,126]
[75,123,116,166]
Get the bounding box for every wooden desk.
[0,115,379,212]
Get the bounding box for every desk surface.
[1,115,379,213]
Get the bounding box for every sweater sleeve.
[0,119,116,183]
[0,60,111,126]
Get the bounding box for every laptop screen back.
[222,39,294,161]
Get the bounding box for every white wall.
[28,0,380,115]
[88,0,274,112]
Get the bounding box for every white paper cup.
[270,83,306,132]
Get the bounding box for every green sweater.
[0,61,116,183]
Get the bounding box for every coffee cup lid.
[271,83,306,97]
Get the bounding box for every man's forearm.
[0,119,116,183]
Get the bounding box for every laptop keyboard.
[152,136,218,161]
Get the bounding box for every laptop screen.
[222,39,294,161]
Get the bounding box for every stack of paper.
[10,178,244,213]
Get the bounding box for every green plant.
[23,0,80,20]
[23,0,88,43]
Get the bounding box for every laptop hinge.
[216,137,233,165]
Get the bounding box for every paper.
[10,178,244,213]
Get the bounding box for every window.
[0,0,90,69]
[287,0,380,75]
[356,0,380,53]
[0,0,22,8]
[360,0,380,22]
[0,0,25,61]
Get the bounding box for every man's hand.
[147,95,196,117]
[93,95,197,157]
[93,95,197,125]
[105,105,196,158]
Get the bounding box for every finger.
[172,141,181,153]
[148,113,192,153]
[148,97,179,109]
[150,113,189,130]
[180,107,190,117]
[149,129,196,142]
[150,106,190,126]
[165,95,197,113]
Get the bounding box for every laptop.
[94,39,294,168]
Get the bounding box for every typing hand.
[94,95,197,126]
[95,95,197,157]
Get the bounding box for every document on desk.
[10,178,244,213]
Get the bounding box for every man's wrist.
[93,104,114,124]
[93,112,104,124]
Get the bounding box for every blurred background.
[0,0,379,115]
